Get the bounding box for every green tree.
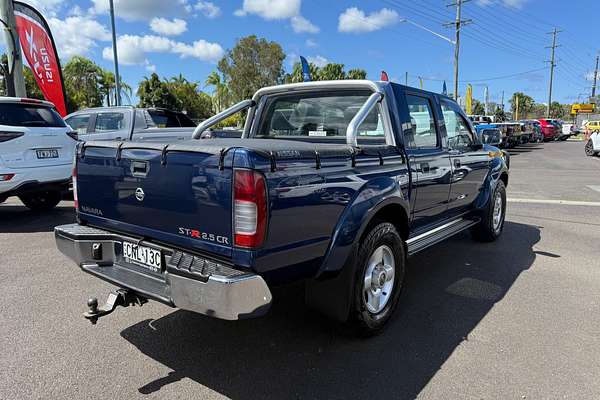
[549,101,564,119]
[346,68,367,80]
[166,74,212,120]
[218,35,285,102]
[63,56,104,112]
[98,70,132,107]
[494,106,507,122]
[205,70,230,113]
[472,99,485,115]
[509,92,535,119]
[318,63,346,81]
[24,67,44,99]
[137,73,178,110]
[284,61,321,83]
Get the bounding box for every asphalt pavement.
[1,141,599,399]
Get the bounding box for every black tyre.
[471,180,506,242]
[585,140,596,156]
[19,190,61,211]
[348,222,405,336]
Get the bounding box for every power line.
[411,66,547,83]
[444,0,471,99]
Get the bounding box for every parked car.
[558,123,575,141]
[0,97,76,210]
[474,123,501,146]
[585,131,600,156]
[585,120,600,133]
[55,80,509,335]
[537,119,558,141]
[468,115,494,124]
[64,107,197,142]
[495,122,523,148]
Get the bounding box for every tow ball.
[84,289,147,324]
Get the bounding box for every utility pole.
[501,90,505,111]
[445,0,471,101]
[591,55,599,100]
[109,0,121,106]
[405,71,408,86]
[0,0,26,97]
[545,28,561,118]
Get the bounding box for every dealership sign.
[13,1,67,116]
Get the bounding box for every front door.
[440,99,490,215]
[403,93,453,230]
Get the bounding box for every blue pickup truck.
[55,80,508,335]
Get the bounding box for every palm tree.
[99,70,132,106]
[205,71,230,113]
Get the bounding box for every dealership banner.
[13,1,67,116]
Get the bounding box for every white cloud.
[235,0,318,34]
[47,16,111,59]
[195,1,221,18]
[172,39,225,60]
[102,34,224,66]
[305,39,318,48]
[150,18,187,36]
[291,16,319,33]
[338,7,400,33]
[21,0,64,17]
[307,55,328,67]
[91,0,189,21]
[237,0,301,20]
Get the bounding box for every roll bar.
[192,99,255,139]
[345,92,383,147]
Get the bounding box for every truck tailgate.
[76,142,233,256]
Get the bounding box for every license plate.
[36,149,59,159]
[122,241,162,273]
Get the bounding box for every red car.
[537,119,558,141]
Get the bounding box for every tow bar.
[84,289,147,324]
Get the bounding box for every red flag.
[13,1,67,116]
[380,70,389,82]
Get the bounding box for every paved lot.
[1,141,599,399]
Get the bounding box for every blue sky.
[7,0,600,105]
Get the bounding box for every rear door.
[440,98,490,215]
[0,102,74,169]
[402,92,453,230]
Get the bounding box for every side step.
[406,217,479,256]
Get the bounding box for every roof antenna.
[380,70,389,81]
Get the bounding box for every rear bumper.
[0,178,70,201]
[0,163,71,194]
[55,223,272,320]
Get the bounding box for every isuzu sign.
[13,1,67,116]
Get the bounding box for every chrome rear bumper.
[55,223,272,320]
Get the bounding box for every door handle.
[131,161,149,177]
[454,159,461,168]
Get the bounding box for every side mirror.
[470,142,484,151]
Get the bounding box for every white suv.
[0,97,76,210]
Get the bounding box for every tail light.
[72,151,78,210]
[233,169,267,248]
[1,174,15,181]
[0,131,24,142]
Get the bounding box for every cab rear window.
[0,103,66,127]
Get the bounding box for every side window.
[65,114,90,134]
[147,110,180,127]
[404,94,439,148]
[441,101,474,150]
[95,112,125,132]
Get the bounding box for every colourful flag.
[14,1,67,116]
